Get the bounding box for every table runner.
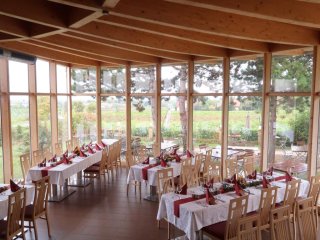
[142,164,159,180]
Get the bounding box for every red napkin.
[171,148,178,155]
[63,149,68,156]
[174,154,181,162]
[48,155,56,163]
[95,143,102,151]
[234,181,243,196]
[206,188,215,204]
[180,183,188,195]
[160,160,167,167]
[80,144,85,151]
[80,150,87,157]
[263,167,273,176]
[174,197,197,217]
[88,146,94,154]
[10,179,21,192]
[186,150,193,158]
[226,174,237,184]
[248,170,257,180]
[142,157,149,164]
[262,176,269,188]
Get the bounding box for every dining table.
[157,174,310,240]
[26,150,103,202]
[127,158,181,201]
[0,184,35,219]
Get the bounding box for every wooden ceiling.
[0,0,318,67]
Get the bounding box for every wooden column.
[125,64,132,163]
[261,53,272,172]
[29,64,38,155]
[49,61,58,151]
[96,65,102,143]
[309,46,320,177]
[221,57,230,178]
[187,60,194,150]
[0,58,12,182]
[154,62,161,156]
[68,65,73,143]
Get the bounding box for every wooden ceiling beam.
[0,15,29,38]
[102,0,121,8]
[48,0,102,11]
[77,21,228,57]
[0,41,99,66]
[166,0,320,29]
[64,31,191,61]
[68,7,103,28]
[40,34,159,63]
[109,0,319,45]
[98,15,269,53]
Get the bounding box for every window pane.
[9,60,28,92]
[230,57,263,93]
[131,97,155,146]
[72,96,97,144]
[228,96,262,159]
[271,51,313,92]
[268,96,310,175]
[194,62,223,93]
[10,96,30,179]
[36,59,50,93]
[161,96,188,152]
[57,64,69,93]
[101,67,125,94]
[162,65,188,93]
[193,96,222,151]
[37,96,51,149]
[131,66,155,93]
[71,68,96,93]
[58,96,70,149]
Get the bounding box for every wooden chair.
[226,156,238,177]
[296,197,317,240]
[134,145,147,165]
[257,186,277,231]
[65,140,72,152]
[306,181,320,228]
[194,153,203,181]
[203,162,221,183]
[115,140,122,169]
[243,155,255,177]
[180,165,199,187]
[20,153,31,184]
[24,176,51,240]
[270,205,292,240]
[42,147,52,160]
[198,143,208,153]
[202,195,249,240]
[181,157,192,167]
[54,142,63,156]
[0,188,26,240]
[237,214,261,240]
[32,150,43,166]
[83,148,107,184]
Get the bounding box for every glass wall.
[58,96,70,149]
[57,64,69,94]
[71,68,96,94]
[36,59,50,93]
[37,96,51,149]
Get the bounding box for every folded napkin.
[171,148,178,155]
[206,188,215,205]
[234,181,243,196]
[142,157,149,164]
[38,158,47,167]
[262,176,269,188]
[175,154,181,163]
[178,183,188,195]
[63,149,68,156]
[48,155,57,163]
[95,143,102,151]
[160,159,167,167]
[263,167,273,176]
[80,150,87,158]
[186,150,193,158]
[247,170,257,180]
[101,141,107,147]
[88,146,95,154]
[80,144,85,151]
[10,179,21,192]
[226,174,237,184]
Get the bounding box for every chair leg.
[167,220,170,240]
[292,213,296,240]
[126,184,129,196]
[45,211,52,238]
[158,220,160,229]
[21,226,26,240]
[33,219,38,240]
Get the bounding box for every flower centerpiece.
[237,176,247,189]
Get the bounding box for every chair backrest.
[283,179,300,213]
[237,214,261,240]
[243,156,255,176]
[225,194,249,240]
[32,149,43,166]
[270,205,292,240]
[226,156,238,177]
[42,147,52,160]
[180,165,198,187]
[206,162,221,183]
[181,157,192,166]
[296,197,317,240]
[307,181,320,206]
[20,153,31,183]
[66,140,72,151]
[99,149,108,174]
[310,175,320,184]
[135,146,147,164]
[54,142,63,155]
[33,176,50,217]
[194,153,203,174]
[258,186,277,228]
[157,168,174,198]
[7,188,26,239]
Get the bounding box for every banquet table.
[27,150,102,202]
[211,148,239,159]
[0,184,35,219]
[127,159,181,201]
[157,176,310,240]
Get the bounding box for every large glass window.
[57,64,69,93]
[58,96,70,149]
[37,96,51,149]
[131,66,155,93]
[10,96,30,178]
[71,68,96,94]
[72,96,97,144]
[162,65,188,93]
[101,67,125,94]
[194,62,223,93]
[36,59,50,93]
[9,60,28,92]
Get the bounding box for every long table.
[0,184,35,219]
[27,150,102,202]
[157,176,309,240]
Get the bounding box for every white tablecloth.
[157,178,309,240]
[26,151,103,186]
[101,138,119,146]
[127,161,181,186]
[0,184,35,219]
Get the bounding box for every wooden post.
[96,65,102,143]
[154,62,161,156]
[125,64,132,163]
[68,65,73,144]
[49,61,58,152]
[29,64,38,156]
[187,60,194,150]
